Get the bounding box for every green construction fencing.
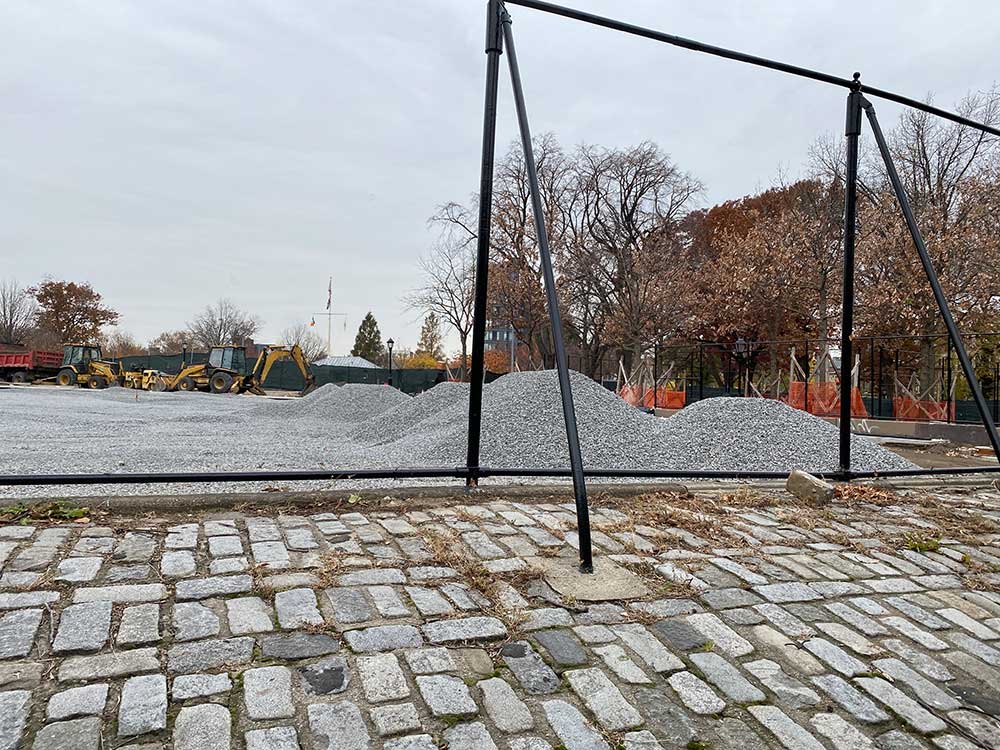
[114,353,448,396]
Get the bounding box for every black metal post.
[803,338,809,412]
[465,0,504,487]
[698,343,704,402]
[500,9,594,573]
[994,362,999,424]
[877,345,884,417]
[946,336,952,423]
[839,78,863,474]
[863,98,1000,460]
[868,338,875,416]
[653,342,659,410]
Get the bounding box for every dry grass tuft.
[418,528,531,637]
[962,572,1000,593]
[314,550,345,588]
[835,484,899,507]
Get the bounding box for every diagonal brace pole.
[500,7,594,572]
[862,97,1000,461]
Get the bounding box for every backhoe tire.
[210,372,234,394]
[88,375,108,390]
[57,368,76,387]
[177,376,197,392]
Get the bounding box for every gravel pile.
[660,396,912,473]
[0,371,914,497]
[388,371,910,473]
[352,381,469,445]
[267,382,411,421]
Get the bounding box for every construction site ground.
[1,481,999,749]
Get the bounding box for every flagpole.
[327,276,333,358]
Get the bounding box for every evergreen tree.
[415,313,444,359]
[351,312,385,362]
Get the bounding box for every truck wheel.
[57,368,76,387]
[177,376,197,392]
[88,375,108,390]
[210,372,233,394]
[10,372,27,384]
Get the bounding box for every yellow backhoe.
[164,344,316,395]
[56,344,168,390]
[56,344,124,389]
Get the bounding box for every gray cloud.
[2,0,996,352]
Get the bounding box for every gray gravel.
[0,371,913,497]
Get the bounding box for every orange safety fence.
[619,385,686,409]
[892,396,955,422]
[786,381,869,418]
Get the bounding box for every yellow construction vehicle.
[245,344,317,396]
[164,344,316,395]
[55,344,122,389]
[122,369,170,392]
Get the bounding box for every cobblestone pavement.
[1,485,1000,749]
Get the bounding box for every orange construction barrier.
[787,381,869,418]
[618,385,686,409]
[892,396,955,422]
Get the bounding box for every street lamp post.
[387,339,394,386]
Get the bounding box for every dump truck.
[0,348,63,383]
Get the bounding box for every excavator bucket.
[300,381,317,397]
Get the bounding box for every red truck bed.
[0,349,62,380]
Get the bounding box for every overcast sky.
[2,1,997,355]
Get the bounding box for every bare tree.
[407,239,476,379]
[281,323,327,362]
[186,299,261,350]
[103,329,145,358]
[0,279,37,345]
[148,330,190,353]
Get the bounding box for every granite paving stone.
[0,609,42,659]
[689,651,766,703]
[479,676,534,733]
[542,699,611,750]
[118,674,167,737]
[667,670,725,714]
[415,674,478,716]
[2,496,1000,749]
[30,717,101,750]
[565,667,644,730]
[244,666,294,719]
[307,701,371,750]
[174,703,231,750]
[46,683,108,720]
[53,601,112,653]
[172,673,233,699]
[245,726,300,750]
[370,703,421,737]
[358,652,410,702]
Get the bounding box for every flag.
[326,277,332,310]
[310,317,315,327]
